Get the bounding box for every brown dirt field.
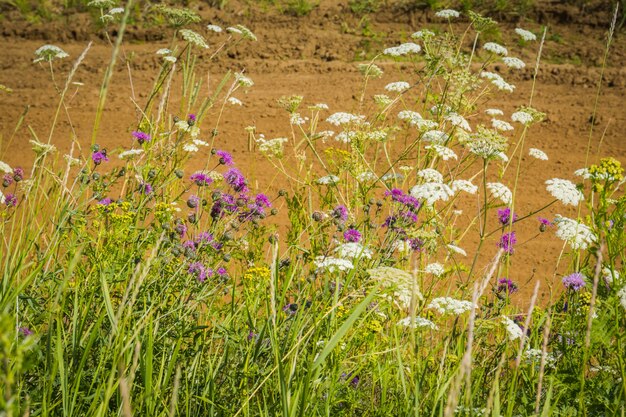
[1,1,625,304]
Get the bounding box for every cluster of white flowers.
[492,118,514,131]
[511,111,534,124]
[486,108,504,116]
[179,29,209,49]
[445,113,471,131]
[383,42,421,56]
[368,266,423,310]
[326,112,365,126]
[234,72,254,87]
[33,45,69,63]
[501,316,524,340]
[602,267,620,284]
[412,29,435,40]
[311,103,329,110]
[228,97,243,106]
[183,143,199,152]
[385,81,411,93]
[447,244,467,256]
[425,144,457,161]
[435,9,460,19]
[618,286,626,311]
[334,242,373,259]
[545,178,583,206]
[410,182,454,205]
[156,48,172,55]
[480,71,515,92]
[314,256,353,273]
[206,24,223,32]
[257,137,288,158]
[483,42,508,56]
[0,161,12,173]
[422,130,449,144]
[554,215,596,250]
[381,172,404,182]
[451,179,478,194]
[290,113,308,126]
[515,27,537,41]
[502,57,526,69]
[425,263,445,277]
[529,148,548,160]
[119,149,143,160]
[317,175,340,185]
[175,120,200,138]
[226,25,256,41]
[487,182,513,205]
[428,297,476,315]
[356,171,377,182]
[524,349,558,369]
[397,317,438,330]
[334,131,357,144]
[417,168,444,183]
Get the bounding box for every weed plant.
[1,3,625,417]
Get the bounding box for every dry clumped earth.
[0,0,625,303]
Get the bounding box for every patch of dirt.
[0,1,624,304]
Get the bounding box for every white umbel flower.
[425,144,457,161]
[33,44,69,63]
[511,111,534,125]
[487,182,513,205]
[179,29,209,49]
[428,297,476,315]
[483,42,508,56]
[206,24,223,32]
[385,81,411,93]
[554,215,596,250]
[602,267,620,284]
[314,256,354,273]
[119,149,144,160]
[546,178,583,206]
[257,137,288,158]
[234,72,254,87]
[183,143,199,153]
[422,130,449,144]
[425,263,445,277]
[515,27,537,41]
[397,317,438,330]
[617,286,626,311]
[326,112,365,126]
[334,242,373,259]
[156,48,172,55]
[417,168,444,183]
[411,29,435,39]
[503,57,526,69]
[383,43,421,56]
[451,179,478,194]
[529,148,548,160]
[447,244,467,256]
[445,112,471,131]
[486,108,504,116]
[501,316,524,340]
[317,175,340,185]
[228,97,243,106]
[410,183,454,205]
[492,119,514,131]
[435,9,460,19]
[481,71,515,92]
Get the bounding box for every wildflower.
[491,119,514,131]
[139,182,153,195]
[497,278,518,294]
[435,9,460,19]
[487,182,513,205]
[502,56,526,69]
[545,178,583,206]
[529,148,548,160]
[428,297,476,315]
[411,29,435,39]
[98,197,112,206]
[188,262,209,282]
[132,131,151,144]
[174,222,187,238]
[228,97,243,105]
[19,327,34,337]
[33,45,69,63]
[156,48,171,55]
[326,112,365,126]
[554,215,596,250]
[425,144,457,161]
[538,217,552,232]
[317,175,339,185]
[12,167,24,182]
[515,27,537,41]
[397,317,437,330]
[226,26,242,35]
[480,71,515,92]
[234,72,254,87]
[451,179,478,194]
[163,56,177,63]
[417,168,444,183]
[497,207,518,225]
[447,244,467,257]
[358,63,383,78]
[224,168,248,192]
[179,29,209,49]
[0,161,11,173]
[257,137,288,158]
[356,171,377,182]
[190,172,213,187]
[183,143,199,153]
[344,228,361,243]
[497,231,517,254]
[486,108,504,116]
[385,81,410,93]
[501,316,524,340]
[334,242,373,259]
[421,130,449,143]
[511,111,534,125]
[332,205,348,222]
[483,42,508,56]
[602,267,620,284]
[91,150,108,165]
[215,150,234,166]
[290,113,307,126]
[230,24,256,41]
[314,256,354,273]
[617,286,626,311]
[3,173,13,187]
[4,193,17,207]
[445,112,471,131]
[410,183,454,205]
[562,272,586,291]
[383,42,421,56]
[206,24,223,32]
[425,263,445,277]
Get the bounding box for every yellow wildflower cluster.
[589,157,624,183]
[243,265,271,281]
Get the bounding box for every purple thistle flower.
[385,188,420,210]
[98,197,112,206]
[2,173,13,187]
[408,237,424,252]
[254,193,272,208]
[224,168,248,193]
[132,131,151,144]
[4,193,17,207]
[343,228,362,243]
[139,182,153,195]
[332,205,348,222]
[190,172,213,187]
[497,207,518,226]
[187,195,200,209]
[195,232,214,247]
[216,150,234,166]
[182,240,196,251]
[12,167,24,182]
[188,113,196,122]
[538,217,553,232]
[282,303,298,315]
[216,267,228,278]
[174,222,187,238]
[562,272,586,292]
[91,151,108,165]
[497,278,518,294]
[497,231,517,254]
[188,262,208,282]
[19,327,33,337]
[247,330,257,341]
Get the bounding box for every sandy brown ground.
[1,1,625,303]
